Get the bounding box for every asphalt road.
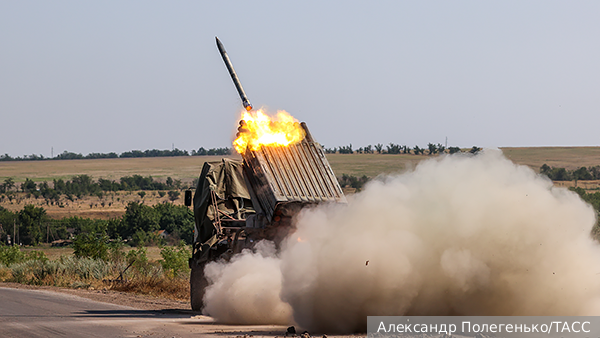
[0,287,288,338]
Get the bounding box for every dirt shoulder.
[0,282,191,311]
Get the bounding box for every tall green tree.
[21,178,37,193]
[122,202,159,239]
[2,177,15,193]
[18,205,47,245]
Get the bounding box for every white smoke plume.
[203,150,600,333]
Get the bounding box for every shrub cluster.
[540,164,600,181]
[338,174,370,192]
[0,244,190,299]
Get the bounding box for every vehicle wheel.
[190,261,208,311]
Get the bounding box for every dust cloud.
[203,150,600,333]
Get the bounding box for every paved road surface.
[0,287,288,338]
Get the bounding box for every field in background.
[0,190,186,219]
[501,147,600,171]
[0,155,241,186]
[2,147,600,219]
[3,147,600,184]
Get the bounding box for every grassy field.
[0,190,187,219]
[2,147,600,185]
[328,147,600,177]
[500,147,600,171]
[2,147,600,219]
[0,155,241,185]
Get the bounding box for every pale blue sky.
[1,1,599,157]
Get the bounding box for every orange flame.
[233,109,306,154]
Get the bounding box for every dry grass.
[328,147,600,177]
[500,147,600,172]
[109,275,189,301]
[2,190,186,220]
[326,153,422,178]
[0,155,241,185]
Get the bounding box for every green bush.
[108,238,125,263]
[25,250,48,263]
[159,242,191,278]
[126,246,150,274]
[0,245,25,266]
[73,233,109,260]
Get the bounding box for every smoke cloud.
[203,150,600,333]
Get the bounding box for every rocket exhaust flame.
[233,109,306,154]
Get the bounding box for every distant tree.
[413,145,424,155]
[55,151,84,160]
[338,174,370,192]
[138,191,146,199]
[427,143,437,155]
[168,190,180,202]
[338,144,353,154]
[0,154,14,161]
[437,143,446,154]
[448,147,461,154]
[550,167,570,181]
[18,205,48,245]
[469,146,482,154]
[374,144,384,154]
[386,143,401,154]
[2,178,15,192]
[589,166,600,180]
[573,167,593,181]
[21,178,37,193]
[540,164,551,176]
[193,147,207,156]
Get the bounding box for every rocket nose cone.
[215,37,224,51]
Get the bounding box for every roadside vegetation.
[0,241,191,300]
[0,170,196,300]
[0,201,194,247]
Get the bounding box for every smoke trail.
[204,150,600,333]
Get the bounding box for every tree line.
[2,143,484,161]
[0,147,233,162]
[0,202,194,247]
[324,143,481,155]
[0,175,184,205]
[539,164,600,181]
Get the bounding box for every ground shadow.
[75,308,197,319]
